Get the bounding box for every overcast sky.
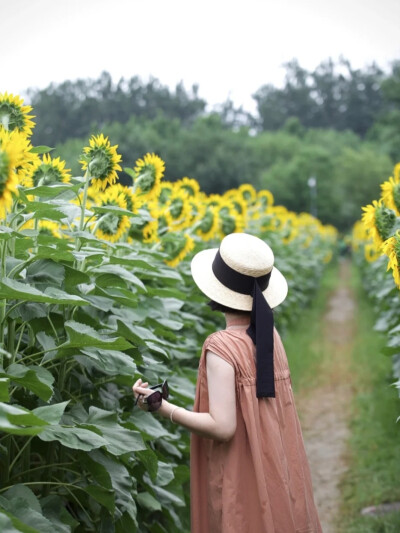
[2,0,400,112]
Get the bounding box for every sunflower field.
[352,162,400,412]
[0,92,337,532]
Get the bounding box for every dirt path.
[297,259,355,533]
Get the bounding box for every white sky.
[2,0,400,113]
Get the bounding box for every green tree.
[29,72,206,146]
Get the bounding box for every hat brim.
[191,248,288,311]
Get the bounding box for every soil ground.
[297,259,355,533]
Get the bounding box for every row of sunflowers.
[0,93,336,270]
[0,92,337,533]
[352,163,400,404]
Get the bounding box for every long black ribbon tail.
[246,281,275,398]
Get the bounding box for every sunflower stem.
[79,170,90,233]
[74,170,91,270]
[0,240,7,359]
[91,214,107,236]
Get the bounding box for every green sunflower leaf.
[0,511,25,533]
[83,485,115,514]
[91,264,146,291]
[0,364,54,401]
[38,425,107,451]
[24,182,81,198]
[136,492,162,512]
[30,145,54,154]
[92,205,135,217]
[80,406,146,455]
[61,320,132,350]
[77,347,136,376]
[32,402,69,425]
[0,402,48,435]
[0,278,88,305]
[86,450,136,516]
[0,378,10,402]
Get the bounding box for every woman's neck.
[225,312,250,328]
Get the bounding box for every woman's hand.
[132,378,152,411]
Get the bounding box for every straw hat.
[191,233,288,311]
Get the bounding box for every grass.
[279,258,400,531]
[283,261,338,391]
[337,263,400,533]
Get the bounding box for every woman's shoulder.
[203,329,227,347]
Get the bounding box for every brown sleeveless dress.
[190,319,322,533]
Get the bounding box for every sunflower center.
[393,183,400,212]
[170,198,184,219]
[123,193,133,212]
[136,167,156,193]
[0,103,25,132]
[182,185,195,197]
[220,214,236,235]
[232,201,243,214]
[162,233,186,257]
[99,212,122,235]
[199,210,214,233]
[394,234,400,260]
[0,151,10,194]
[375,205,396,242]
[159,187,172,204]
[32,165,62,186]
[88,149,112,180]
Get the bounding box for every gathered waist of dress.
[238,368,291,385]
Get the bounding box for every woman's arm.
[132,351,237,442]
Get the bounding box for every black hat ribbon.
[212,250,275,398]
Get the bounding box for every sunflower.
[133,153,165,201]
[215,198,245,237]
[219,211,245,236]
[206,193,223,208]
[174,176,200,198]
[382,232,400,288]
[0,129,32,218]
[195,205,219,241]
[164,189,192,231]
[257,189,274,211]
[163,232,195,267]
[262,205,288,232]
[39,220,62,239]
[158,181,174,206]
[381,175,400,215]
[238,183,257,205]
[323,250,333,264]
[352,220,368,251]
[94,185,130,242]
[364,242,382,263]
[362,199,396,249]
[281,212,299,244]
[0,92,35,136]
[223,189,248,220]
[22,153,71,188]
[142,219,159,243]
[113,183,138,214]
[80,134,122,192]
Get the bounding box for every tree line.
[26,58,400,230]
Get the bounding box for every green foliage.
[27,58,400,231]
[29,72,206,147]
[339,265,400,532]
[253,58,386,136]
[352,250,400,410]
[0,149,336,530]
[258,130,392,230]
[53,118,393,231]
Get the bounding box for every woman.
[133,232,322,533]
